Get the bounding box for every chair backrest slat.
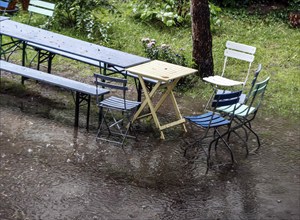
[28,5,54,17]
[30,0,55,10]
[244,64,262,103]
[224,49,255,62]
[94,73,128,91]
[245,76,270,116]
[95,81,128,91]
[28,0,56,26]
[221,41,256,86]
[212,90,242,108]
[251,77,269,96]
[0,1,9,9]
[226,41,256,55]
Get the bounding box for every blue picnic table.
[0,19,150,73]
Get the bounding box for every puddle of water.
[0,87,299,220]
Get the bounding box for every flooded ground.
[0,77,299,220]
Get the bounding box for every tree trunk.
[21,0,30,11]
[7,0,18,10]
[191,0,214,78]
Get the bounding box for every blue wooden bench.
[0,60,109,129]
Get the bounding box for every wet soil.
[0,75,299,220]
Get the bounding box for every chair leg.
[96,109,138,146]
[97,109,111,137]
[231,130,249,156]
[234,117,261,152]
[217,130,235,165]
[206,139,215,174]
[234,118,250,141]
[244,123,261,152]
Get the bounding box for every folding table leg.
[153,79,187,132]
[133,77,165,139]
[132,79,161,122]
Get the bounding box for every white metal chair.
[94,73,141,146]
[203,40,256,87]
[203,41,256,111]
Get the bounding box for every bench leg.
[74,92,92,130]
[75,92,80,127]
[21,41,27,85]
[86,95,91,130]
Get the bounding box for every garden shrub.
[52,0,115,42]
[131,0,222,30]
[131,0,190,27]
[141,37,187,66]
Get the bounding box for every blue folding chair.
[94,73,141,147]
[0,0,9,15]
[184,90,242,174]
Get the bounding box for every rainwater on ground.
[0,76,299,220]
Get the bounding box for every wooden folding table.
[126,60,197,139]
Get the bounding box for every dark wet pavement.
[0,83,299,220]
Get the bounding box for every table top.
[0,16,10,22]
[126,60,198,82]
[0,19,150,68]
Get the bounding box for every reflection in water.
[0,93,299,219]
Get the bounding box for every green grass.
[4,3,300,120]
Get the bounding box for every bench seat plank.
[0,60,108,96]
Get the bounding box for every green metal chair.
[94,73,141,147]
[217,74,270,155]
[184,90,243,174]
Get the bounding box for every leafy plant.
[141,37,187,66]
[131,0,191,27]
[52,0,114,42]
[209,3,222,32]
[131,0,222,30]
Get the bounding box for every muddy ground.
[0,75,299,220]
